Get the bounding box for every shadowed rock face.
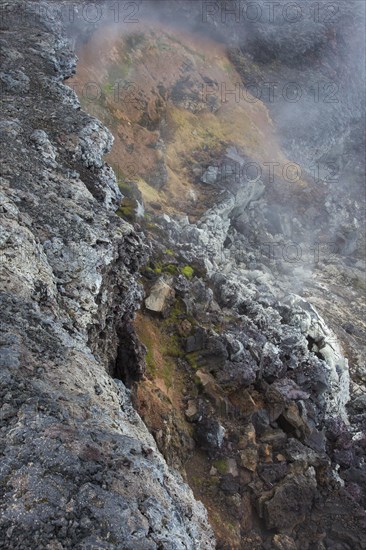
[0,2,215,548]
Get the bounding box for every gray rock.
[0,69,30,92]
[0,4,215,549]
[194,417,225,451]
[272,378,310,401]
[145,278,175,316]
[201,166,219,185]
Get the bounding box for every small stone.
[262,444,272,463]
[185,400,199,422]
[209,466,217,476]
[227,458,239,477]
[272,378,310,401]
[94,384,103,395]
[261,429,288,450]
[145,278,175,316]
[201,166,218,185]
[178,319,192,337]
[194,417,225,450]
[185,328,206,353]
[239,448,258,472]
[282,402,309,435]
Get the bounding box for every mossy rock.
[186,351,200,370]
[116,198,136,222]
[181,265,194,279]
[165,335,183,358]
[213,459,229,475]
[163,263,179,276]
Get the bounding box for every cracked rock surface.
[0,2,215,548]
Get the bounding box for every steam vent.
[1,1,365,548]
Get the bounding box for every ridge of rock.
[0,2,215,548]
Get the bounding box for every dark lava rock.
[219,475,240,496]
[252,410,271,436]
[194,417,225,452]
[263,472,317,531]
[258,463,288,485]
[185,327,207,353]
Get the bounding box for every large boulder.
[263,471,317,531]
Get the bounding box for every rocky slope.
[0,2,215,548]
[68,2,366,548]
[1,1,365,550]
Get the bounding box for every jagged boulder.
[263,471,317,531]
[194,416,225,452]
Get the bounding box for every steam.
[66,0,365,282]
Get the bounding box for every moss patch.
[116,198,136,222]
[181,265,194,279]
[134,312,184,390]
[186,352,200,370]
[213,458,229,475]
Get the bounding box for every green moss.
[193,374,203,388]
[107,57,132,84]
[138,328,156,377]
[213,459,229,475]
[163,263,178,276]
[144,224,165,238]
[207,475,219,487]
[181,265,194,279]
[145,347,156,376]
[165,335,183,358]
[163,299,185,325]
[186,352,200,370]
[161,362,173,389]
[164,248,175,256]
[157,38,171,51]
[117,181,135,197]
[103,82,114,95]
[191,475,204,487]
[227,522,238,534]
[116,198,136,222]
[146,222,158,230]
[152,261,162,274]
